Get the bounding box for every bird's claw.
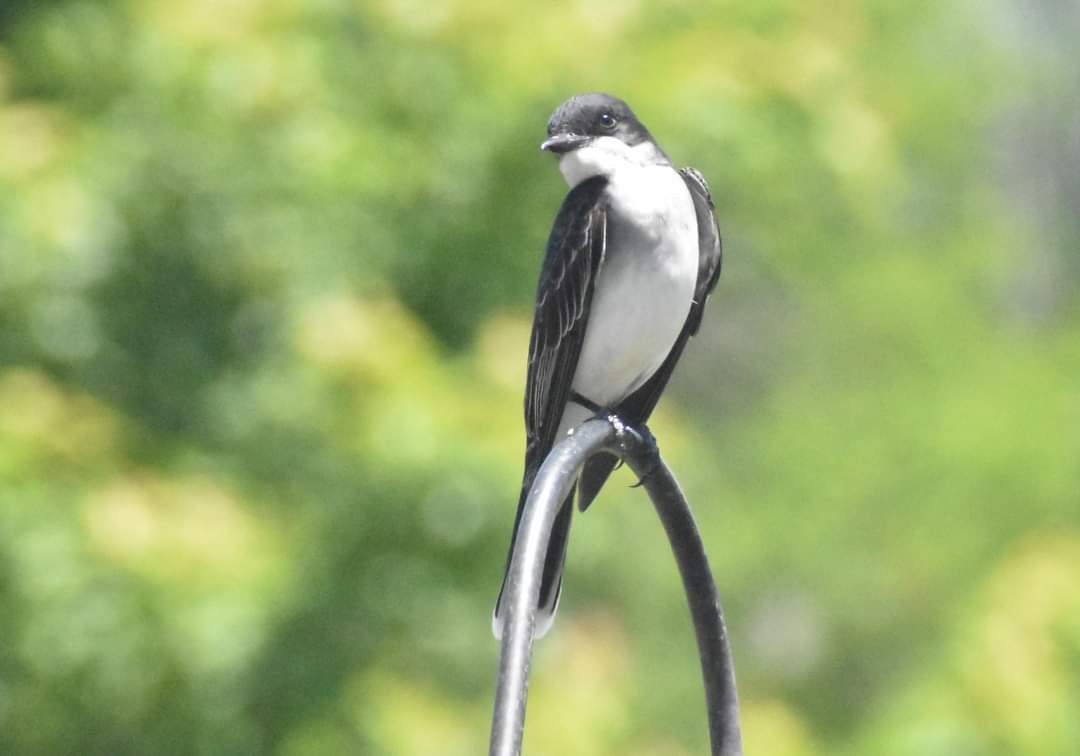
[629,466,659,489]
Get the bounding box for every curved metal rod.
[613,420,743,756]
[489,420,617,756]
[488,415,742,756]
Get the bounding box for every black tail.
[577,452,621,511]
[493,478,574,640]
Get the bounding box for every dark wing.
[523,175,610,476]
[493,176,609,632]
[678,166,723,334]
[577,166,722,510]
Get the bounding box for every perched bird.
[493,93,722,639]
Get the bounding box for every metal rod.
[613,422,743,756]
[489,420,617,756]
[488,416,742,756]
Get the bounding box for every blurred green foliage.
[1,0,1078,754]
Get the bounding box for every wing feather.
[493,176,609,632]
[523,176,609,474]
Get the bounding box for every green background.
[1,1,1077,754]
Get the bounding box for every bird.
[493,93,722,640]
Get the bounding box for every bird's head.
[542,93,669,187]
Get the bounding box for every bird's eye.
[598,112,617,130]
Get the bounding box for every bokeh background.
[1,0,1078,754]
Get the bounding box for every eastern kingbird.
[494,93,722,639]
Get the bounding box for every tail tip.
[491,588,560,642]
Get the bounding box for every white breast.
[566,163,698,416]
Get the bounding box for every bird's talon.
[629,467,657,489]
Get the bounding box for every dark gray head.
[541,93,659,155]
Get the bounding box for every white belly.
[567,165,698,418]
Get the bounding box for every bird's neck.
[559,139,670,188]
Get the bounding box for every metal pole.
[488,416,742,756]
[613,421,743,756]
[489,420,617,756]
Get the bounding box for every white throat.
[558,137,667,188]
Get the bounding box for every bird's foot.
[605,414,660,486]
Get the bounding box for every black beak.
[540,133,591,154]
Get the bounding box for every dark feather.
[494,176,609,628]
